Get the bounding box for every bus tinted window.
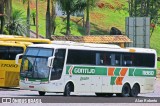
[26,48,39,56]
[51,49,66,80]
[0,46,24,60]
[38,49,53,57]
[67,50,95,65]
[67,49,155,68]
[122,53,133,66]
[25,48,53,57]
[96,52,111,65]
[132,53,155,67]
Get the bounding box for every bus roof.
[27,43,157,54]
[52,41,121,49]
[0,42,26,49]
[0,35,24,38]
[0,38,51,44]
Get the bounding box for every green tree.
[46,0,51,39]
[5,9,27,35]
[46,0,56,39]
[51,0,56,35]
[128,0,160,36]
[5,0,12,23]
[85,0,97,35]
[0,0,12,34]
[31,10,36,26]
[0,0,5,34]
[22,0,30,37]
[57,0,86,36]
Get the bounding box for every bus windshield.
[20,48,53,79]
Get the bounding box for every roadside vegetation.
[2,0,160,68]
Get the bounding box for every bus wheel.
[95,93,106,97]
[64,83,71,96]
[106,93,113,97]
[130,84,140,97]
[38,91,46,96]
[118,83,131,97]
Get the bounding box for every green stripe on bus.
[66,66,70,74]
[20,77,49,82]
[66,66,107,75]
[66,66,156,77]
[95,67,107,75]
[129,69,156,77]
[128,68,134,76]
[114,68,121,76]
[110,77,117,85]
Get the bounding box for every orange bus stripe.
[120,68,128,76]
[115,77,124,85]
[108,68,115,76]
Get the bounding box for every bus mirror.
[15,53,23,64]
[47,56,55,67]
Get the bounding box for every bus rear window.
[0,46,24,60]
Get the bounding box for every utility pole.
[36,0,39,38]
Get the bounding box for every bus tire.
[130,84,140,97]
[95,93,106,97]
[38,91,46,96]
[117,83,131,97]
[121,83,131,97]
[64,83,72,96]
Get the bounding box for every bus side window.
[123,54,133,66]
[99,52,111,65]
[96,53,101,65]
[115,54,121,66]
[111,54,115,66]
[51,49,66,80]
[110,53,121,66]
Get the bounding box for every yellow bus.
[0,42,26,87]
[0,35,25,38]
[0,37,51,44]
[0,36,51,87]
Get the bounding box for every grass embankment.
[12,0,160,68]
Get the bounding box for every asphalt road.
[0,78,160,104]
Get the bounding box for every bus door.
[50,49,66,91]
[90,52,103,92]
[100,52,113,92]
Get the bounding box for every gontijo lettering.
[74,68,95,74]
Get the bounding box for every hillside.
[12,0,160,57]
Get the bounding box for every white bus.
[16,42,157,97]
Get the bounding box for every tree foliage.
[0,0,12,34]
[85,0,97,35]
[128,0,160,36]
[22,0,30,37]
[57,0,86,36]
[128,0,160,23]
[5,9,27,36]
